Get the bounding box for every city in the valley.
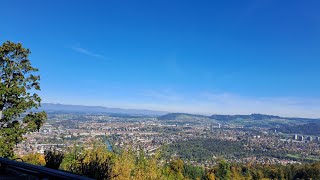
[16,105,320,167]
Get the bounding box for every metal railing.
[0,157,94,180]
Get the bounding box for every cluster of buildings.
[292,134,320,142]
[238,156,300,165]
[14,113,320,166]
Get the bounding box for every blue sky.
[1,0,320,117]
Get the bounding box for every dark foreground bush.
[44,150,64,170]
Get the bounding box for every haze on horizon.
[1,0,320,118]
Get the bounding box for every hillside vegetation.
[21,146,320,180]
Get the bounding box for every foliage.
[215,160,231,180]
[183,163,206,180]
[162,138,245,162]
[0,41,47,158]
[60,146,167,180]
[20,153,45,166]
[22,146,320,180]
[131,148,160,180]
[112,148,135,180]
[164,158,185,180]
[44,150,64,170]
[61,146,115,179]
[162,138,296,163]
[275,123,320,136]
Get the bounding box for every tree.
[44,150,64,170]
[61,146,115,180]
[206,167,216,180]
[164,158,185,180]
[215,160,231,180]
[183,164,206,180]
[21,153,46,166]
[112,149,135,180]
[0,41,47,158]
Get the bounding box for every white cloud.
[71,47,104,59]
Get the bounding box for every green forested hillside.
[162,139,245,162]
[274,123,320,136]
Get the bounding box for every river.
[105,139,113,151]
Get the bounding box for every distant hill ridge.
[157,113,319,121]
[38,103,167,116]
[210,114,282,121]
[157,113,208,120]
[39,103,320,121]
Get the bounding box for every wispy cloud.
[71,47,104,59]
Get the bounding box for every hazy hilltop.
[157,113,320,134]
[38,103,167,116]
[157,112,319,122]
[40,103,320,122]
[210,114,282,121]
[157,113,208,120]
[38,103,320,135]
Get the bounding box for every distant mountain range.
[37,103,167,116]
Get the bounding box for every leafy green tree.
[215,160,231,180]
[164,158,185,180]
[250,168,264,180]
[21,153,46,166]
[183,164,206,180]
[112,148,135,180]
[133,148,148,180]
[0,41,47,158]
[62,146,115,180]
[206,168,216,180]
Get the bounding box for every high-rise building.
[292,134,298,140]
[306,136,313,141]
